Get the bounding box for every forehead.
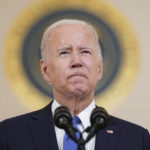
[48,24,96,43]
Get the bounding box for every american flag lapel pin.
[107,129,114,134]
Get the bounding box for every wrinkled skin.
[40,24,102,115]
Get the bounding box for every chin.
[69,87,89,98]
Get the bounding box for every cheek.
[53,63,68,81]
[84,59,97,73]
[87,61,100,79]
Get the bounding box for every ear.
[40,59,52,83]
[97,60,103,81]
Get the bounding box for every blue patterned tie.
[63,116,81,150]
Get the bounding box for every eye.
[60,51,69,56]
[81,50,91,55]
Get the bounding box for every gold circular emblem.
[3,0,139,112]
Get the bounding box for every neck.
[54,91,94,116]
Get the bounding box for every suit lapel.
[29,102,59,150]
[95,116,120,150]
[28,103,120,150]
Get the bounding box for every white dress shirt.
[51,99,96,150]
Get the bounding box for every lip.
[68,73,87,79]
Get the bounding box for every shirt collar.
[78,100,96,129]
[51,99,61,116]
[52,99,96,129]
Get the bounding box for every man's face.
[41,24,102,98]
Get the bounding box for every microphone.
[54,106,79,143]
[85,107,109,143]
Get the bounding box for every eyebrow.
[79,47,92,50]
[57,46,72,51]
[58,46,93,51]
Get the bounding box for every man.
[0,19,150,150]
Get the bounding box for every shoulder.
[109,115,147,130]
[0,102,52,127]
[108,116,150,149]
[109,115,150,140]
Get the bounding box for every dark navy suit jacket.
[0,102,150,150]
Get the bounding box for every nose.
[70,51,82,68]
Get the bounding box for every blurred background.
[0,0,150,131]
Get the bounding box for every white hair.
[41,19,103,62]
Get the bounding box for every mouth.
[68,73,87,79]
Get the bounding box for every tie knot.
[72,116,81,125]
